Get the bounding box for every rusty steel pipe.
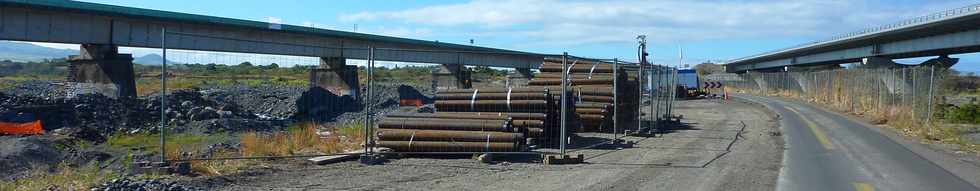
[576,102,611,109]
[377,129,522,142]
[438,87,549,94]
[379,118,510,132]
[529,78,615,86]
[576,108,607,115]
[535,76,616,81]
[384,112,511,120]
[436,112,548,121]
[378,141,518,152]
[535,73,615,79]
[512,120,545,128]
[435,92,549,100]
[435,100,550,112]
[580,95,614,103]
[528,128,544,138]
[579,114,605,122]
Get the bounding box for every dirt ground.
[178,98,784,191]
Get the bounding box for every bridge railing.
[731,3,980,64]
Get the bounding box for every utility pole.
[637,35,649,135]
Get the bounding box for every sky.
[30,0,980,72]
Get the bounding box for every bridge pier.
[432,64,471,90]
[506,68,533,87]
[309,57,359,97]
[748,72,770,93]
[66,44,136,98]
[861,56,957,93]
[785,65,841,93]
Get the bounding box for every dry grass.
[0,162,119,191]
[240,122,364,157]
[183,122,365,176]
[742,80,980,153]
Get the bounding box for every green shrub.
[946,103,980,124]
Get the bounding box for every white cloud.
[339,0,978,46]
[265,17,283,24]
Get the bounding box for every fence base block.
[359,153,385,165]
[543,154,584,165]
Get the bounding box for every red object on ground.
[400,99,423,107]
[0,120,44,135]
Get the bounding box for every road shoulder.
[738,95,980,188]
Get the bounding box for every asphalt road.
[738,95,979,191]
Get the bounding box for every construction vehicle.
[676,68,707,99]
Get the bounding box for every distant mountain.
[0,41,181,65]
[133,54,181,65]
[0,41,74,62]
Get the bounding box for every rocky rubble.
[0,136,63,180]
[0,81,437,136]
[202,85,306,120]
[92,178,201,191]
[0,79,66,98]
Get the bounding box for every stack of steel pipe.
[376,115,526,152]
[527,60,640,132]
[433,87,565,147]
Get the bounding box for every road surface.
[738,95,980,191]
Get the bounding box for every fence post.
[902,67,907,109]
[560,52,568,155]
[926,65,936,124]
[649,66,654,132]
[160,27,168,163]
[912,67,918,121]
[654,67,662,126]
[876,69,882,114]
[364,47,375,154]
[613,58,619,141]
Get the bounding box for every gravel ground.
[177,98,784,191]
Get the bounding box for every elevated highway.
[727,4,980,72]
[0,0,553,97]
[0,0,544,68]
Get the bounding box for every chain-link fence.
[729,66,944,126]
[135,29,684,169]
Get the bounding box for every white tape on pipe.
[588,63,598,79]
[470,89,479,111]
[485,133,492,152]
[408,131,416,149]
[506,87,513,111]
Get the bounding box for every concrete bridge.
[726,4,980,73]
[0,0,547,97]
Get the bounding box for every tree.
[239,61,253,67]
[267,63,279,69]
[694,62,725,76]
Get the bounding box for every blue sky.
[34,0,980,72]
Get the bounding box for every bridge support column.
[310,57,359,97]
[748,72,769,93]
[785,65,840,94]
[66,44,136,98]
[506,68,533,87]
[788,73,810,93]
[432,64,471,90]
[919,55,958,69]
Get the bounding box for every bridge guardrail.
[730,3,980,64]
